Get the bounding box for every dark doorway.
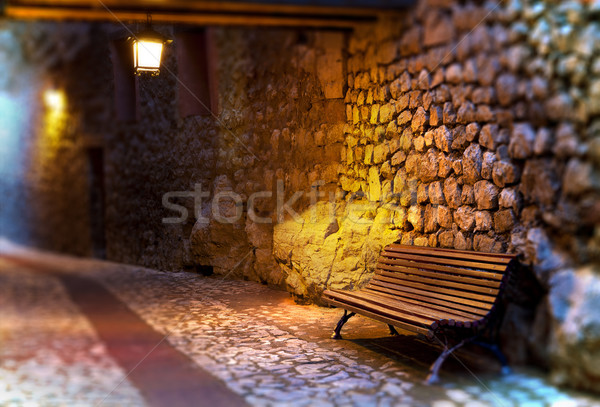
[87,147,106,259]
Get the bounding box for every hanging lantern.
[130,15,171,76]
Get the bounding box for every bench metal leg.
[331,310,356,339]
[426,337,474,384]
[388,324,400,336]
[473,341,511,375]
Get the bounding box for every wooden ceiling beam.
[4,5,381,28]
[4,0,413,28]
[6,0,413,18]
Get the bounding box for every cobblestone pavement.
[0,259,145,406]
[1,242,600,407]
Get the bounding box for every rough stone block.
[397,110,412,126]
[457,101,476,123]
[474,180,499,210]
[481,152,497,180]
[391,150,406,166]
[368,166,381,202]
[474,234,504,253]
[412,106,429,134]
[479,124,500,150]
[496,73,518,106]
[443,101,457,124]
[424,12,455,47]
[418,69,431,90]
[553,122,580,157]
[424,204,439,233]
[400,25,422,56]
[429,181,445,205]
[563,158,597,196]
[430,105,443,126]
[454,230,472,250]
[443,177,462,209]
[499,187,523,213]
[417,183,429,204]
[520,159,560,207]
[446,63,463,84]
[407,205,424,232]
[414,136,426,152]
[370,104,380,124]
[475,211,493,231]
[509,123,536,159]
[434,125,453,152]
[492,160,522,187]
[373,144,390,164]
[461,184,475,205]
[377,40,398,65]
[439,229,454,247]
[494,209,516,233]
[451,125,469,150]
[466,122,481,142]
[463,143,483,184]
[533,127,553,155]
[437,152,453,178]
[420,149,439,182]
[454,205,475,231]
[472,87,496,104]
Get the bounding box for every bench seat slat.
[322,295,432,337]
[362,287,485,320]
[377,257,505,281]
[375,268,501,296]
[382,251,507,272]
[327,290,444,323]
[322,291,436,327]
[386,245,515,264]
[368,280,494,311]
[326,291,438,327]
[343,290,482,324]
[374,275,497,304]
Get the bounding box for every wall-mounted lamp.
[130,14,172,76]
[43,89,65,112]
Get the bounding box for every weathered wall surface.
[0,21,101,256]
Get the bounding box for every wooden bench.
[321,243,518,383]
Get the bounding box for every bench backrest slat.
[364,283,490,317]
[388,243,517,260]
[363,288,484,320]
[377,257,505,281]
[386,244,516,263]
[368,279,495,311]
[376,263,502,288]
[381,250,508,272]
[374,275,498,303]
[376,268,500,296]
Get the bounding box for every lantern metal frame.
[129,14,172,76]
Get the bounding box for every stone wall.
[273,0,600,392]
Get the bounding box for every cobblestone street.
[1,242,599,407]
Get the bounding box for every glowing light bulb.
[133,39,164,74]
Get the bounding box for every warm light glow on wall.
[42,88,67,146]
